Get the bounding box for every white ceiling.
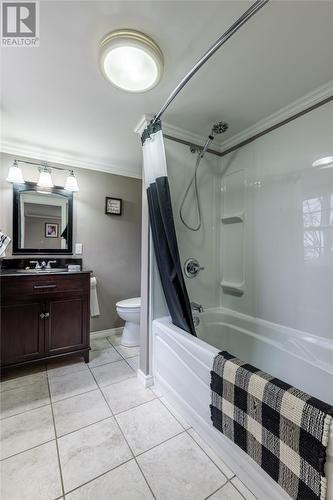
[1,0,332,178]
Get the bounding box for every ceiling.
[1,1,332,178]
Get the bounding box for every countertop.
[0,269,92,277]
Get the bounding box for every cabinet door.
[45,296,89,354]
[1,302,45,365]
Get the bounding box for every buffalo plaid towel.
[210,351,333,500]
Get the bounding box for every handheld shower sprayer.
[180,121,229,232]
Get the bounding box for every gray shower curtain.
[142,119,196,336]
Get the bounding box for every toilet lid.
[116,297,141,309]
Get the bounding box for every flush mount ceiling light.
[99,30,163,92]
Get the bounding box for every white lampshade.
[6,162,24,183]
[65,171,79,192]
[37,167,54,188]
[99,30,163,93]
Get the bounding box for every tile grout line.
[0,400,52,421]
[3,337,255,500]
[154,388,255,500]
[46,370,66,499]
[185,427,236,479]
[85,359,157,500]
[0,437,56,463]
[62,456,134,497]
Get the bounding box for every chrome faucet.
[46,260,57,269]
[30,260,41,270]
[184,258,204,279]
[191,302,204,313]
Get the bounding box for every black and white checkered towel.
[210,351,333,500]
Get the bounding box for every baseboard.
[137,369,154,388]
[90,327,123,337]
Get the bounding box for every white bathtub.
[152,308,333,500]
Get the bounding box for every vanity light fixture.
[37,166,54,188]
[6,160,24,183]
[99,30,163,92]
[312,155,333,169]
[6,160,80,192]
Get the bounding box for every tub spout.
[191,302,204,313]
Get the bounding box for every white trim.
[0,140,142,180]
[137,369,154,388]
[219,79,333,151]
[134,114,154,136]
[134,114,222,153]
[135,81,333,154]
[162,121,223,153]
[90,327,123,337]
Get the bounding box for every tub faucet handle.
[184,258,204,278]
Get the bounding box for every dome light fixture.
[99,29,163,93]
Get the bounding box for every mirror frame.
[12,182,73,255]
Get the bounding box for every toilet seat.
[116,297,141,309]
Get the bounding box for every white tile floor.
[0,332,258,500]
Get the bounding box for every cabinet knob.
[40,313,45,319]
[44,312,50,318]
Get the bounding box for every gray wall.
[24,215,62,249]
[0,152,142,332]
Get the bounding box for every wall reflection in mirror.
[13,183,73,254]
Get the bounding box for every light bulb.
[65,171,79,192]
[6,161,25,183]
[37,167,54,188]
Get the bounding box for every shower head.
[211,121,229,136]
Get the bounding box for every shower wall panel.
[219,101,333,340]
[165,138,220,309]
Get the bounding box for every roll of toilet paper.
[90,276,100,317]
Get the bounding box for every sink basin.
[17,268,68,274]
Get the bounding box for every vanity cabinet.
[1,272,90,371]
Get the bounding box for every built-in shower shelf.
[221,213,244,224]
[220,281,244,297]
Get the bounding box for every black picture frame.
[12,182,73,255]
[105,197,122,216]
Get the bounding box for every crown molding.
[162,121,223,153]
[134,114,223,153]
[134,114,154,136]
[218,80,333,151]
[0,139,142,179]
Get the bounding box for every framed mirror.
[12,182,73,254]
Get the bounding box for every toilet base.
[121,321,140,347]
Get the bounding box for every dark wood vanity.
[1,271,90,371]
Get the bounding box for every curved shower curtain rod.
[152,0,270,124]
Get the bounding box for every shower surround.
[151,98,333,499]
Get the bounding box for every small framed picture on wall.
[105,197,122,216]
[45,223,59,238]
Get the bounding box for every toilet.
[116,297,141,347]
